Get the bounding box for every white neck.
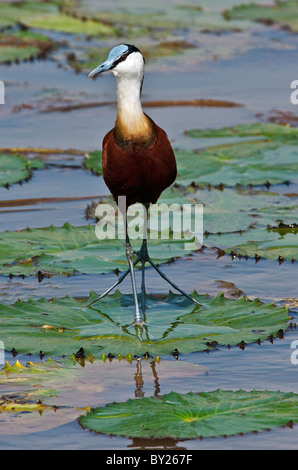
[111,52,154,143]
[115,73,145,131]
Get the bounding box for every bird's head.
[87,44,144,80]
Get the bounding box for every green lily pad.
[80,389,298,439]
[26,14,120,36]
[0,291,289,357]
[0,1,120,36]
[0,1,57,29]
[181,123,298,187]
[194,186,298,234]
[0,153,45,187]
[186,122,298,140]
[0,223,196,277]
[0,30,53,63]
[207,226,298,262]
[224,0,298,33]
[83,150,102,175]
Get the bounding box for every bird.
[87,44,199,324]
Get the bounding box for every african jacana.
[87,44,199,324]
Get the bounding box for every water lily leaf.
[0,1,57,28]
[186,122,298,140]
[207,227,298,262]
[0,153,45,187]
[26,14,120,36]
[83,150,102,175]
[181,123,298,187]
[0,223,195,277]
[0,45,40,63]
[194,187,298,235]
[0,30,53,63]
[224,0,298,33]
[0,291,289,357]
[176,144,298,188]
[79,389,298,439]
[0,1,120,38]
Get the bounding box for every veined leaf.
[181,123,298,187]
[0,291,289,357]
[0,222,197,277]
[80,389,298,439]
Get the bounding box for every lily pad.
[207,226,298,262]
[26,14,120,36]
[181,123,298,187]
[194,187,298,235]
[0,223,196,277]
[83,150,102,175]
[0,30,53,63]
[80,389,298,439]
[186,122,298,140]
[0,153,45,187]
[0,1,57,29]
[0,1,119,36]
[224,0,298,33]
[0,291,289,357]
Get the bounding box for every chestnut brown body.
[102,120,177,208]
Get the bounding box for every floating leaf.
[80,389,298,439]
[181,123,298,187]
[186,123,298,140]
[83,150,102,175]
[207,227,298,262]
[26,14,120,36]
[176,143,298,188]
[224,0,298,33]
[0,291,289,357]
[0,1,57,29]
[194,187,298,235]
[0,1,119,36]
[0,30,53,63]
[0,153,45,187]
[0,223,196,277]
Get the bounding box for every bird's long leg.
[125,231,143,324]
[136,203,200,307]
[140,203,149,313]
[147,257,200,306]
[87,266,131,307]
